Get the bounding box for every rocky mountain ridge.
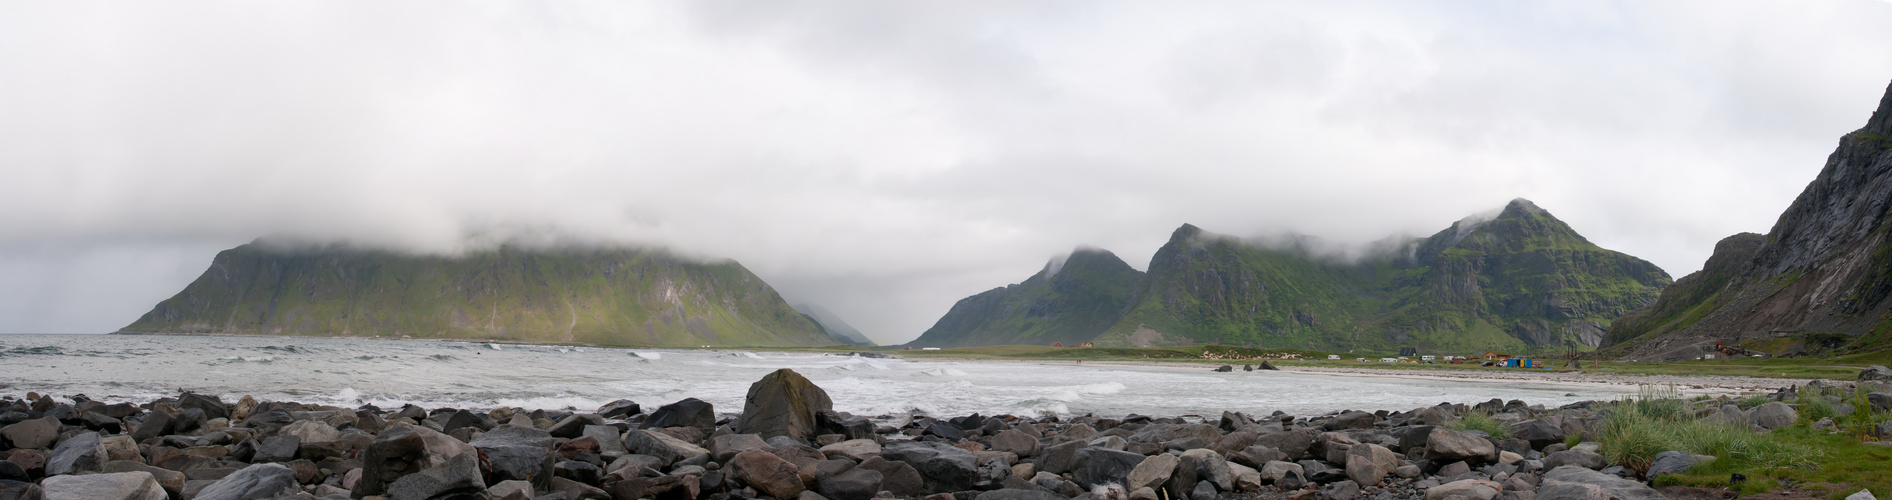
[119,242,837,347]
[1606,79,1892,360]
[908,248,1146,348]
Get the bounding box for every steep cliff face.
[906,248,1145,347]
[1090,200,1670,352]
[120,242,836,347]
[1609,80,1892,360]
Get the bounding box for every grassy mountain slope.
[1092,199,1671,353]
[1607,79,1892,360]
[907,248,1145,348]
[120,242,836,347]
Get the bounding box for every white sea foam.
[0,335,1643,416]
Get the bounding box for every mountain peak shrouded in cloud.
[1,3,1890,340]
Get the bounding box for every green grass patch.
[1449,411,1513,440]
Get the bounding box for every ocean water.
[0,334,1638,418]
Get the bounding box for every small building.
[1399,347,1419,357]
[1327,354,1341,360]
[1050,342,1065,347]
[1077,342,1095,348]
[1483,351,1512,362]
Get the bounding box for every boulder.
[44,432,106,476]
[278,420,342,444]
[1325,411,1378,431]
[733,369,835,441]
[820,439,882,462]
[990,429,1042,458]
[1074,447,1144,489]
[1038,440,1087,475]
[191,463,299,500]
[40,471,167,500]
[253,435,300,463]
[882,441,981,492]
[1259,461,1303,484]
[625,429,710,466]
[0,418,59,450]
[101,461,184,499]
[1253,429,1317,460]
[1425,479,1502,500]
[1749,402,1796,429]
[488,480,534,500]
[1542,449,1605,471]
[1509,417,1566,450]
[597,400,642,419]
[1177,449,1233,493]
[1230,462,1261,492]
[546,413,602,439]
[386,452,487,500]
[471,425,559,490]
[584,425,626,454]
[1537,465,1662,500]
[354,423,479,498]
[1343,444,1396,487]
[709,433,771,464]
[99,436,139,463]
[641,398,717,436]
[0,480,42,500]
[729,449,807,499]
[1320,480,1358,500]
[177,393,229,422]
[548,476,609,499]
[1646,451,1696,478]
[1869,392,1892,412]
[1127,453,1179,491]
[1423,428,1496,465]
[857,456,925,497]
[818,466,884,500]
[1861,365,1892,381]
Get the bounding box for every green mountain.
[1605,79,1892,360]
[792,303,876,346]
[907,248,1146,348]
[1090,199,1672,353]
[119,241,837,347]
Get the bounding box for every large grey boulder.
[858,456,924,497]
[1345,443,1397,487]
[733,369,835,441]
[1537,465,1662,500]
[882,441,981,492]
[278,420,342,444]
[354,423,479,498]
[0,480,43,500]
[1542,449,1605,470]
[0,417,59,450]
[709,433,771,464]
[44,432,106,476]
[1424,427,1496,465]
[989,429,1041,458]
[1259,461,1303,484]
[1073,447,1144,490]
[1860,365,1892,381]
[470,425,558,491]
[817,466,883,500]
[1253,428,1318,460]
[1126,453,1179,491]
[1509,417,1566,449]
[1750,402,1797,429]
[728,449,807,499]
[385,452,486,500]
[1646,451,1697,478]
[191,463,299,500]
[101,461,184,499]
[624,429,709,466]
[640,398,717,436]
[41,472,167,500]
[819,439,882,462]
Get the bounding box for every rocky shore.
[1,367,1866,500]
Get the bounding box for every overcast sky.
[3,1,1891,344]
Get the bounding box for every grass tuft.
[1450,411,1514,440]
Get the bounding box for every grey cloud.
[2,1,1891,343]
